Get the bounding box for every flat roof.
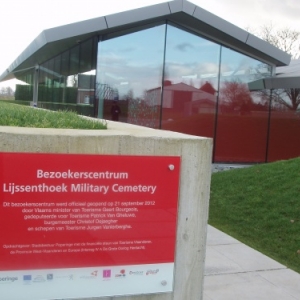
[0,0,291,82]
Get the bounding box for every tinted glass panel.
[161,25,220,138]
[14,69,35,101]
[77,38,97,115]
[214,47,271,163]
[79,38,96,73]
[61,51,70,76]
[96,25,165,126]
[39,60,52,102]
[69,45,79,76]
[267,89,300,161]
[37,38,97,115]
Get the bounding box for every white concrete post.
[0,120,212,300]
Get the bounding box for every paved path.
[204,225,300,300]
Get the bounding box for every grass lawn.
[0,101,106,129]
[209,157,300,273]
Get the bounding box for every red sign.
[0,153,180,271]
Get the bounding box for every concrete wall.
[0,121,213,300]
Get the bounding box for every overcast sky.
[1,0,300,89]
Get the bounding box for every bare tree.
[6,86,14,97]
[219,80,256,115]
[0,86,14,100]
[248,23,300,59]
[247,23,300,111]
[272,88,300,111]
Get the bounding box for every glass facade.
[37,37,97,116]
[14,69,35,101]
[267,89,300,161]
[161,25,220,138]
[13,22,300,164]
[96,25,166,127]
[214,48,271,163]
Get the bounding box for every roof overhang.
[248,76,300,90]
[0,0,291,83]
[248,59,300,90]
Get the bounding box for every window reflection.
[215,47,272,163]
[14,69,35,101]
[96,25,166,126]
[268,88,300,161]
[13,21,300,164]
[36,38,97,116]
[161,25,220,138]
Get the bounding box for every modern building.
[1,0,299,164]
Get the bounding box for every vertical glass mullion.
[159,22,168,129]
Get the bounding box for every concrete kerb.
[0,121,213,300]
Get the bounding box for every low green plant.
[0,101,106,129]
[209,157,300,273]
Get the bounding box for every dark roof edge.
[249,76,300,90]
